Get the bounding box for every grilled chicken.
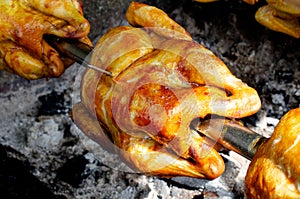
[74,2,261,180]
[0,0,91,79]
[245,108,300,198]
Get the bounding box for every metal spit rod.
[46,35,112,76]
[193,118,267,160]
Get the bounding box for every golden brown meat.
[0,0,91,80]
[73,2,261,180]
[245,108,300,199]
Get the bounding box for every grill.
[0,0,299,198]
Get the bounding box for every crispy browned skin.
[245,108,300,199]
[75,2,261,179]
[0,0,91,79]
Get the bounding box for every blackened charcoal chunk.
[0,144,66,199]
[38,91,70,116]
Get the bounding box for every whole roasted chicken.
[245,107,300,199]
[73,2,261,180]
[0,0,91,80]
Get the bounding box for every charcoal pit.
[0,0,299,198]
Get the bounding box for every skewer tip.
[86,63,112,76]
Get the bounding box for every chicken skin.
[0,0,91,79]
[73,2,261,180]
[245,108,300,199]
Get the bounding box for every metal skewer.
[192,118,268,160]
[45,35,112,76]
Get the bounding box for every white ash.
[1,62,274,198]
